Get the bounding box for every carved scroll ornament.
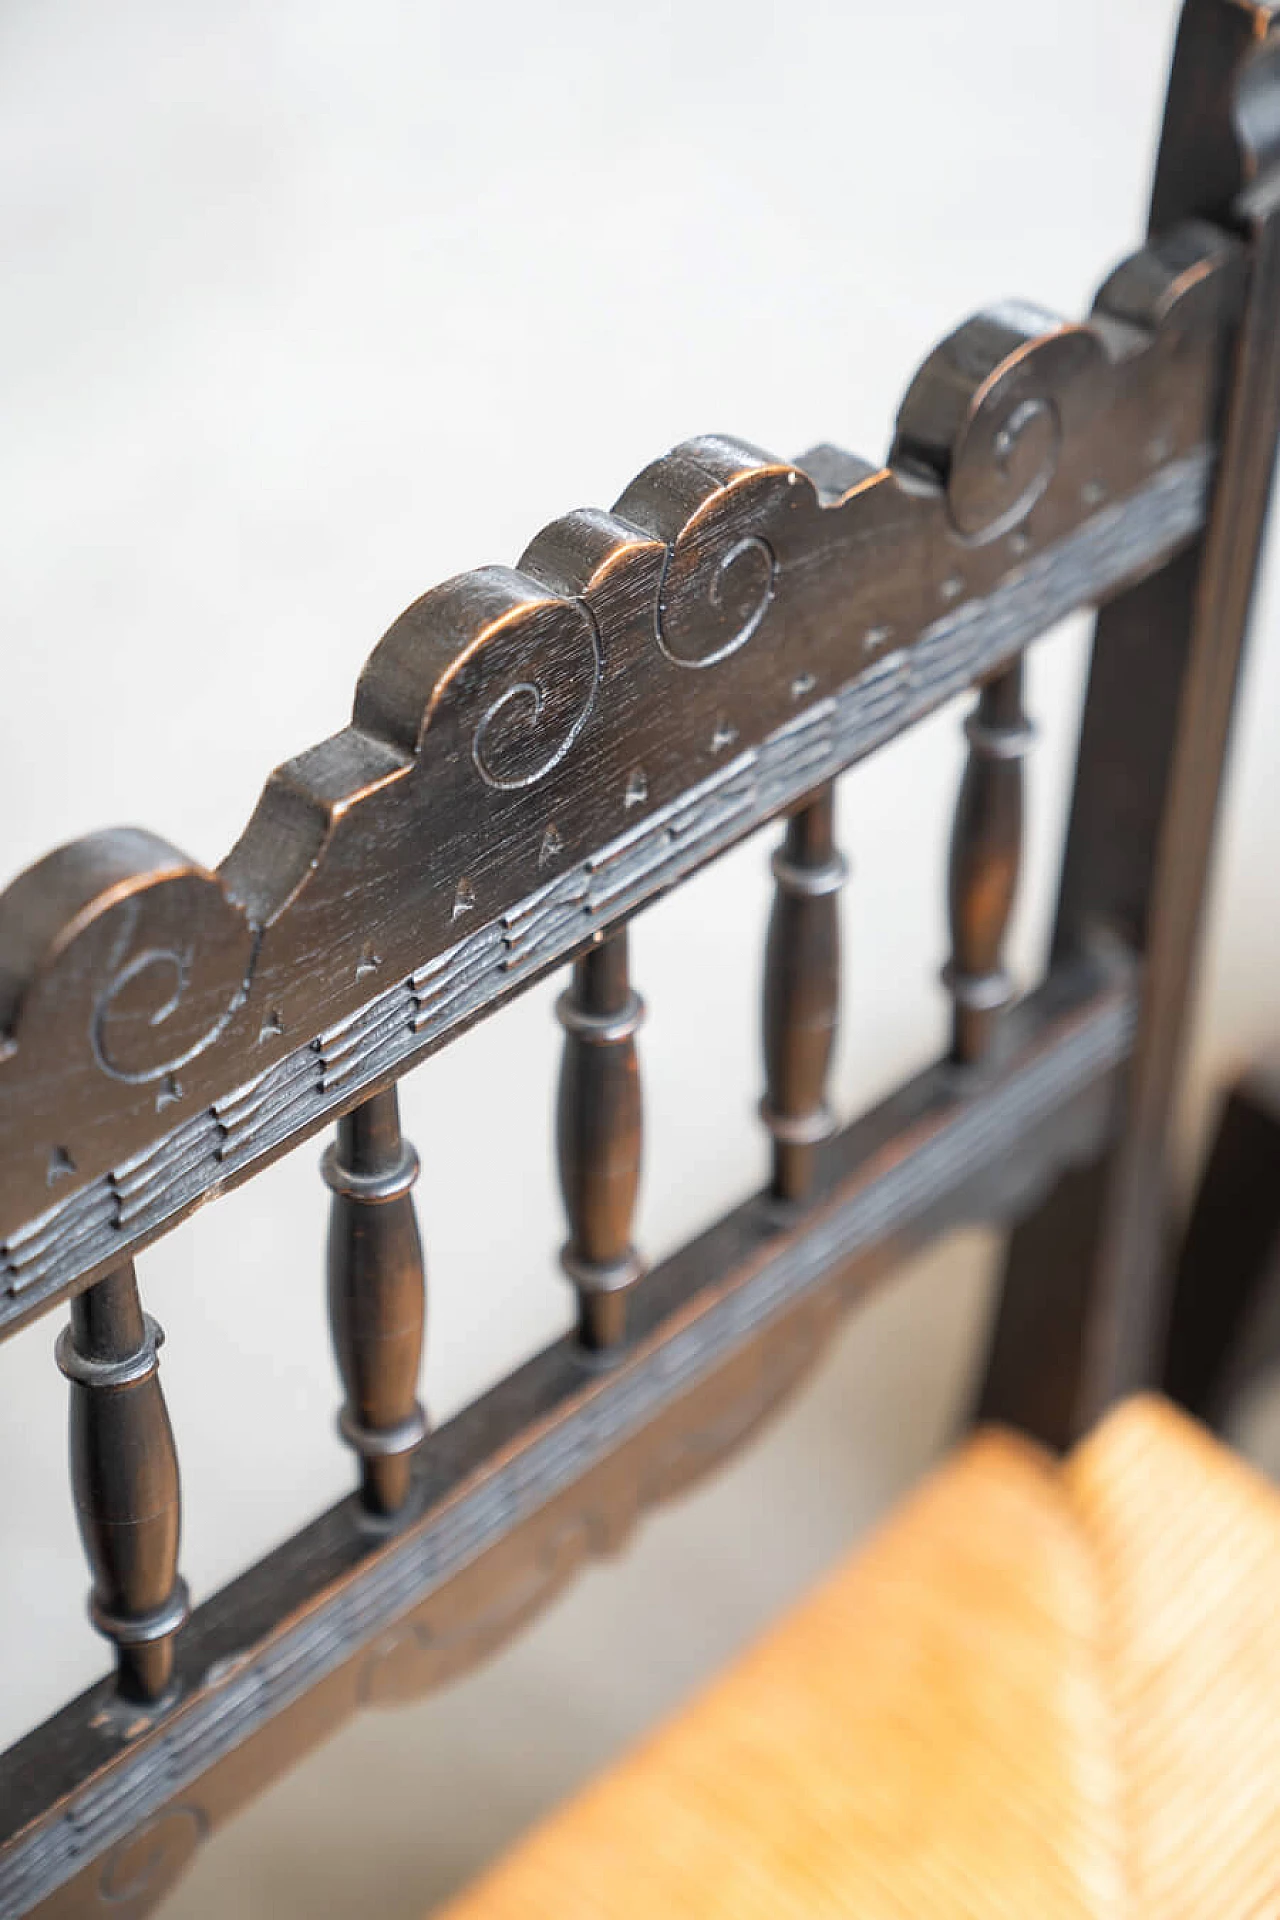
[0,220,1241,1324]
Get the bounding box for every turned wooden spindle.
[761,786,846,1202]
[943,658,1034,1067]
[557,926,645,1353]
[57,1262,188,1703]
[323,1085,427,1516]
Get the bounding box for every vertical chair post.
[1163,1060,1280,1425]
[324,1085,427,1516]
[57,1261,188,1703]
[761,786,846,1202]
[977,0,1280,1444]
[943,660,1033,1069]
[557,926,645,1353]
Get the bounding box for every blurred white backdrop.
[0,1,1277,1913]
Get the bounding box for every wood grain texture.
[556,928,645,1351]
[979,8,1280,1442]
[1078,155,1280,1414]
[6,11,1280,1913]
[761,788,844,1200]
[0,220,1239,1340]
[323,1087,427,1514]
[944,660,1033,1067]
[0,947,1133,1920]
[56,1264,187,1704]
[0,448,1214,1343]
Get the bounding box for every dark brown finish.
[943,661,1033,1068]
[1163,1059,1280,1423]
[2,6,1279,1915]
[55,1263,187,1704]
[977,5,1280,1443]
[323,1088,428,1514]
[1077,173,1280,1420]
[556,928,645,1350]
[0,949,1131,1919]
[0,208,1239,1342]
[761,787,845,1199]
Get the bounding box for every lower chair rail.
[0,942,1135,1920]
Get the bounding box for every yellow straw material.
[437,1397,1280,1918]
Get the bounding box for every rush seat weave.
[437,1398,1280,1919]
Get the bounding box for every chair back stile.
[2,7,1279,1913]
[980,0,1280,1441]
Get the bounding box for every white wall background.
[0,2,1277,1914]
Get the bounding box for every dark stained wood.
[323,1088,427,1515]
[0,212,1241,1343]
[556,928,645,1350]
[1076,178,1280,1419]
[1148,0,1280,237]
[943,661,1033,1067]
[761,787,845,1199]
[1163,1059,1280,1424]
[976,2,1280,1444]
[55,1263,187,1704]
[3,6,1280,1915]
[0,949,1133,1920]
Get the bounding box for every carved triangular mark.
[356,944,382,979]
[625,767,648,809]
[538,823,564,869]
[156,1073,183,1112]
[452,877,476,922]
[258,1009,285,1044]
[711,718,739,753]
[47,1145,76,1186]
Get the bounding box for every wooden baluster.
[57,1262,188,1703]
[557,926,645,1353]
[761,785,846,1203]
[943,658,1034,1067]
[323,1086,427,1516]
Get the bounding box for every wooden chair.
[4,0,1280,1911]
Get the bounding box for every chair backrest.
[3,3,1280,1913]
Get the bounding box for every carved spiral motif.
[97,1805,208,1909]
[949,391,1062,541]
[92,945,248,1084]
[89,893,257,1085]
[470,596,602,790]
[358,1520,590,1705]
[655,528,776,668]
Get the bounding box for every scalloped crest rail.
[4,3,1280,1916]
[0,218,1240,1336]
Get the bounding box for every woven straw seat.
[437,1397,1280,1919]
